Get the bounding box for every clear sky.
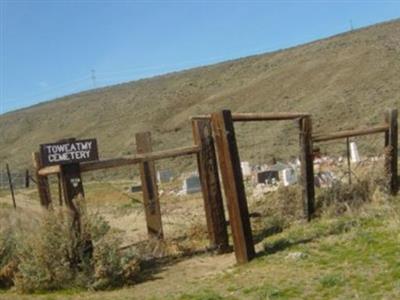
[1,1,399,114]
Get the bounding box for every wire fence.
[0,170,29,190]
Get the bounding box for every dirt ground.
[0,182,241,299]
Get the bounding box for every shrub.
[316,165,386,217]
[0,199,141,293]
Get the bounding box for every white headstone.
[157,170,174,183]
[182,175,201,194]
[350,142,360,163]
[282,168,297,186]
[241,161,252,177]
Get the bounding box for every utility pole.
[349,20,354,31]
[91,69,96,88]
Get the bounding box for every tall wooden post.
[136,132,163,239]
[211,110,255,264]
[32,152,52,208]
[60,163,84,234]
[192,119,229,253]
[57,173,63,206]
[6,164,16,209]
[385,109,398,195]
[299,116,315,221]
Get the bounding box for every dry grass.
[1,19,400,173]
[0,200,141,293]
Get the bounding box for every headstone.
[182,175,201,194]
[241,161,252,177]
[315,171,335,188]
[282,168,297,186]
[254,170,279,185]
[157,170,174,183]
[131,185,142,193]
[350,142,360,163]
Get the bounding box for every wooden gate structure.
[32,108,398,265]
[33,126,229,253]
[192,110,315,264]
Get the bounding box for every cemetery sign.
[40,138,99,167]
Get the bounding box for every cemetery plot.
[312,109,398,196]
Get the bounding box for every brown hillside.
[1,19,399,171]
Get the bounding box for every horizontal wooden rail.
[313,125,389,143]
[192,112,310,122]
[38,145,200,176]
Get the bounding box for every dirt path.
[0,250,237,300]
[0,186,241,300]
[126,251,236,299]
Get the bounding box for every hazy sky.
[1,1,399,113]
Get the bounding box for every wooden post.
[25,169,30,188]
[211,110,255,264]
[57,173,63,206]
[192,119,229,253]
[299,116,315,221]
[60,163,84,234]
[346,137,352,185]
[32,152,52,208]
[6,164,16,209]
[385,109,398,195]
[136,132,163,239]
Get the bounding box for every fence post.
[60,162,84,234]
[32,152,52,208]
[385,109,398,195]
[299,116,315,221]
[25,169,30,188]
[192,119,229,253]
[136,132,163,239]
[211,110,255,264]
[57,173,63,206]
[6,164,16,209]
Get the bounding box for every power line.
[2,23,352,112]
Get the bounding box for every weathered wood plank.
[313,125,389,142]
[6,164,16,209]
[25,169,30,188]
[57,173,63,206]
[385,109,398,195]
[60,163,84,234]
[192,112,310,122]
[136,132,163,239]
[299,116,315,221]
[192,119,229,253]
[211,110,255,264]
[38,145,201,176]
[32,152,52,208]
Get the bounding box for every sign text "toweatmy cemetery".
[40,139,99,166]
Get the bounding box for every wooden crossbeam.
[38,145,200,176]
[313,125,389,143]
[192,112,310,122]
